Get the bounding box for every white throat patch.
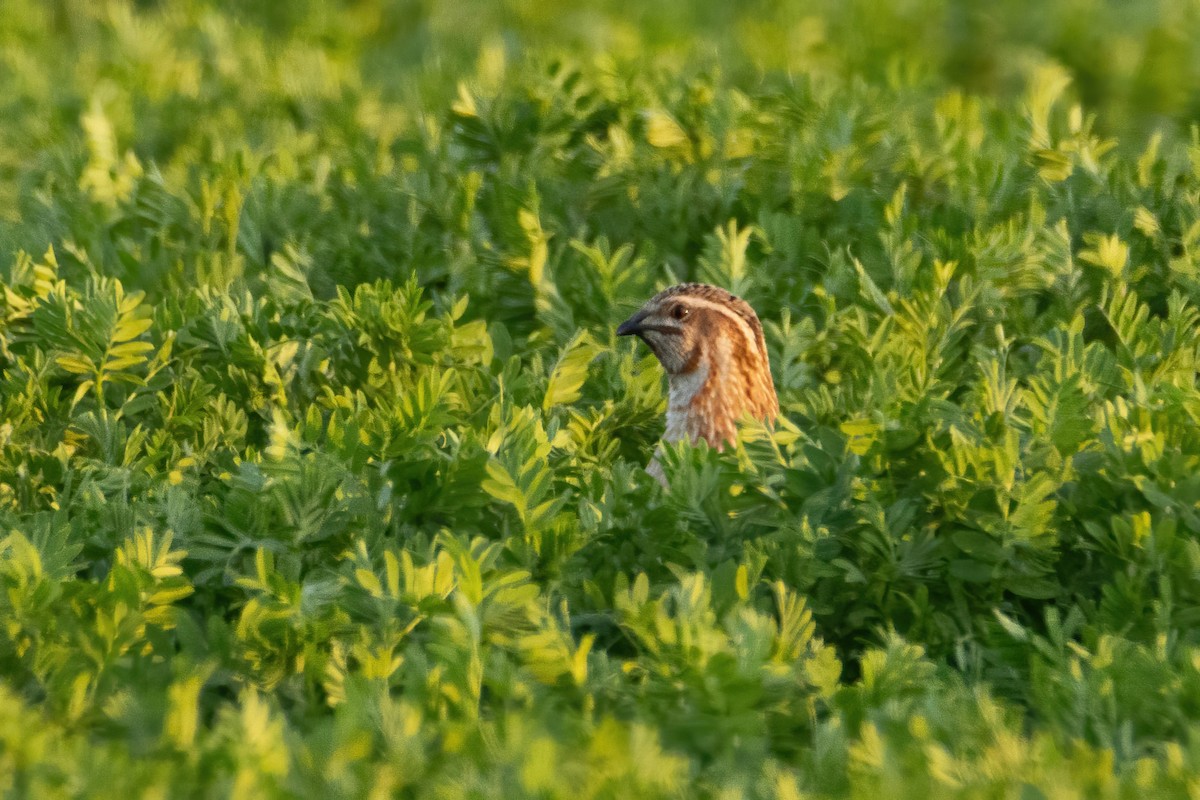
[664,360,710,443]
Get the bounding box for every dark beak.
[616,310,648,337]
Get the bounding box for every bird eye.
[671,305,690,320]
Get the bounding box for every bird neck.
[664,336,777,449]
[665,360,711,440]
[664,340,735,447]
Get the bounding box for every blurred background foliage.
[5,0,1200,797]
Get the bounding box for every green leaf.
[949,559,994,583]
[543,332,597,411]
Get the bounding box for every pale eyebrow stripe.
[678,296,760,353]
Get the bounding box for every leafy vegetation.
[4,0,1200,796]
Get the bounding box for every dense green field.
[4,0,1200,796]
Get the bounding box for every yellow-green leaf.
[113,316,153,343]
[56,355,95,374]
[645,110,689,149]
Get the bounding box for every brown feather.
[617,283,779,483]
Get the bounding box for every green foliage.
[5,0,1200,796]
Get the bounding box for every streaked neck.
[664,359,710,444]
